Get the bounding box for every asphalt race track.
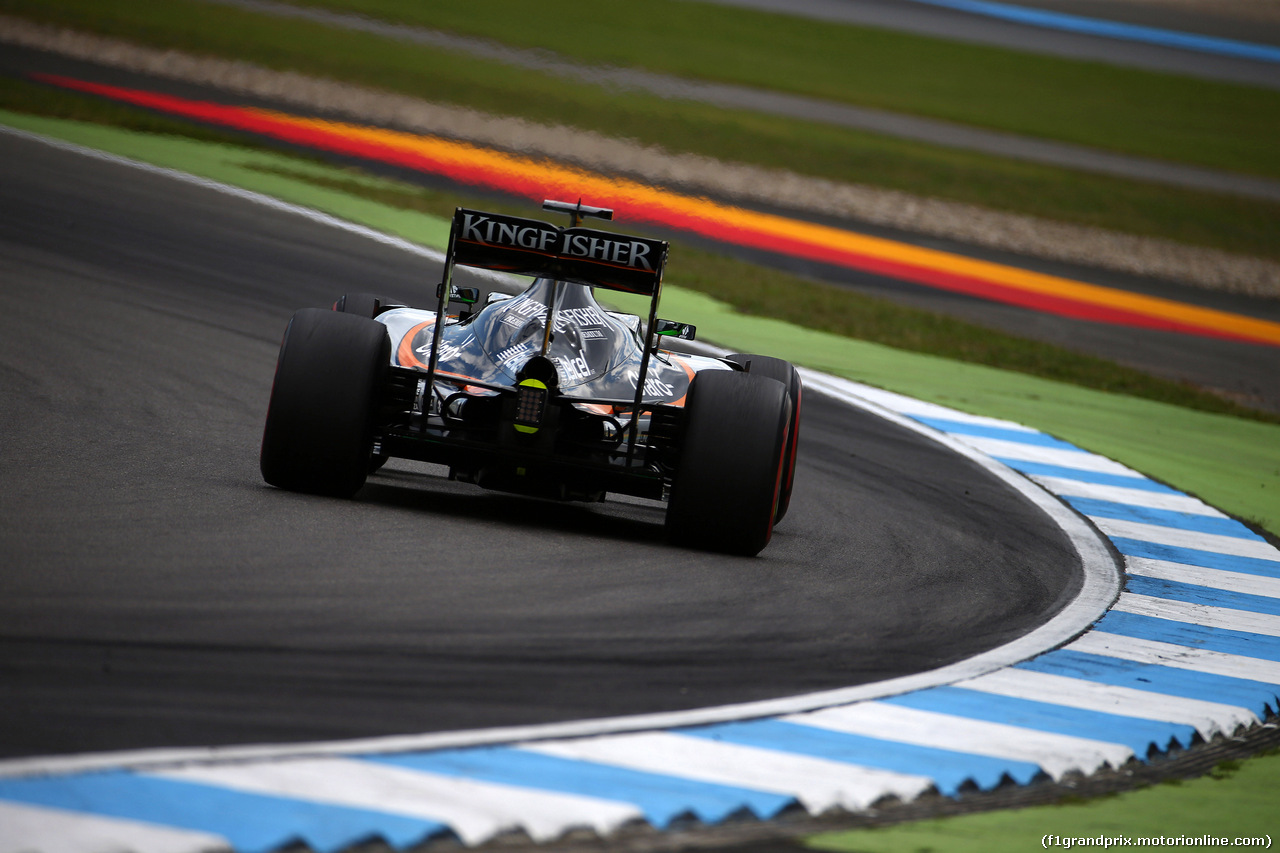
[0,130,1082,761]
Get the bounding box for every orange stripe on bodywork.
[395,320,434,369]
[394,322,493,388]
[665,353,700,409]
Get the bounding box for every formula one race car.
[260,200,800,555]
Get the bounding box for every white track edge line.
[0,122,1122,780]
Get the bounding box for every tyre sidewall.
[667,370,790,555]
[260,308,389,497]
[726,353,801,523]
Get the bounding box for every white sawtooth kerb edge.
[0,125,1120,778]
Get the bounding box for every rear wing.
[424,202,673,465]
[445,208,668,296]
[428,202,669,376]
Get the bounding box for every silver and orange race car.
[260,200,800,555]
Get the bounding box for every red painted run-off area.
[35,74,1280,348]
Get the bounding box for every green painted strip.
[5,109,1277,537]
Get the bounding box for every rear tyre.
[727,354,801,523]
[665,370,791,556]
[260,308,390,497]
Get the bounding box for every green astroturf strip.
[4,109,1276,537]
[806,752,1280,853]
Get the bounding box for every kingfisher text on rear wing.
[449,208,668,297]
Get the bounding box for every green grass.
[6,0,1280,261]
[807,749,1280,853]
[292,0,1280,179]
